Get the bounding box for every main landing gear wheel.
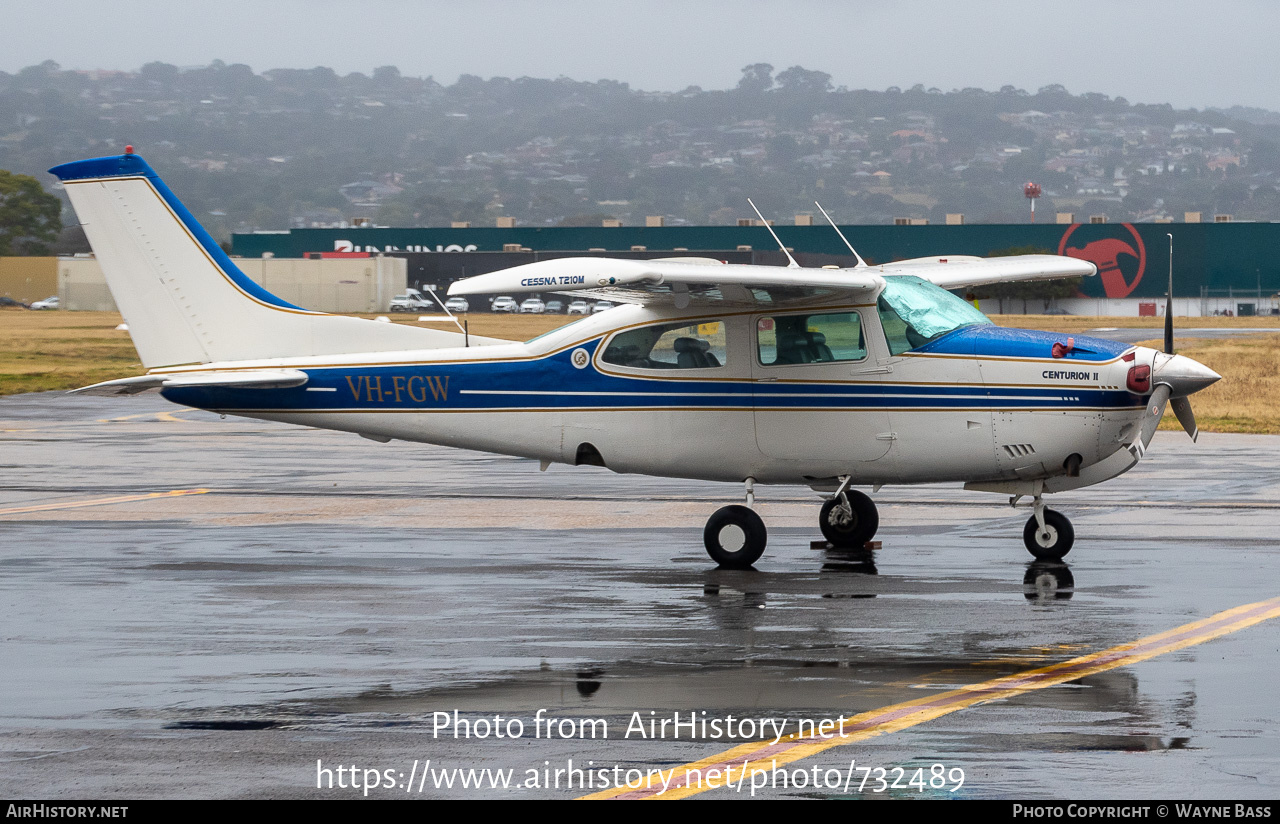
[1022,508,1074,561]
[819,490,879,548]
[704,505,767,569]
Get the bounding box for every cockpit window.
[757,312,866,365]
[877,275,990,355]
[601,320,727,369]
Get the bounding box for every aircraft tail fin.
[49,152,473,369]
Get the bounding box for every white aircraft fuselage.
[153,300,1148,490]
[50,150,1220,566]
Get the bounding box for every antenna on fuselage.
[422,283,469,343]
[814,201,868,269]
[1165,233,1174,355]
[747,198,800,269]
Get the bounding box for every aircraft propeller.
[1148,234,1219,443]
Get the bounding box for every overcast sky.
[6,0,1279,112]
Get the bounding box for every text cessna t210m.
[53,150,1220,568]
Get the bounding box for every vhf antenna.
[747,198,800,268]
[1165,233,1174,355]
[814,201,868,268]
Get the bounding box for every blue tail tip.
[49,152,154,182]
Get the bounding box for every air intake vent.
[1003,444,1037,458]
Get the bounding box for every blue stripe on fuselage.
[160,338,1141,413]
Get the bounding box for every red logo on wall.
[1057,223,1146,299]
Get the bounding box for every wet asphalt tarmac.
[1,391,1278,799]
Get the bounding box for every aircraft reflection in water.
[1024,563,1075,601]
[53,151,1219,568]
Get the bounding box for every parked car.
[491,296,518,313]
[389,289,431,312]
[544,300,565,314]
[591,300,615,314]
[444,296,470,313]
[519,297,546,314]
[30,296,60,310]
[567,300,591,315]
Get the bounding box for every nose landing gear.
[1022,498,1074,561]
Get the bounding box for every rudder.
[49,152,468,369]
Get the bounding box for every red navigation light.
[124,145,134,154]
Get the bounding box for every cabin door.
[751,307,893,462]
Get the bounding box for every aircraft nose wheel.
[704,505,767,568]
[1022,508,1074,561]
[819,489,879,548]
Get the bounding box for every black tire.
[819,490,879,547]
[1022,509,1074,561]
[704,505,767,568]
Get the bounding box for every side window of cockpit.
[601,320,727,369]
[757,312,866,365]
[877,299,919,356]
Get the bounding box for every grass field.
[3,308,1278,433]
[0,309,574,396]
[0,310,142,396]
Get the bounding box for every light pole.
[1023,181,1041,223]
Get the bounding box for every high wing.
[447,256,883,306]
[447,254,1096,306]
[883,254,1098,290]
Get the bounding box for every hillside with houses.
[2,60,1278,244]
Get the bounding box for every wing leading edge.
[446,253,1096,307]
[447,257,884,306]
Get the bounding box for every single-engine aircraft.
[51,151,1221,568]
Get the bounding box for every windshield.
[877,275,990,355]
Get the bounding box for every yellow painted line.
[96,411,196,423]
[0,489,211,517]
[96,412,156,423]
[581,597,1280,800]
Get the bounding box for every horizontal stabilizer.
[72,369,309,396]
